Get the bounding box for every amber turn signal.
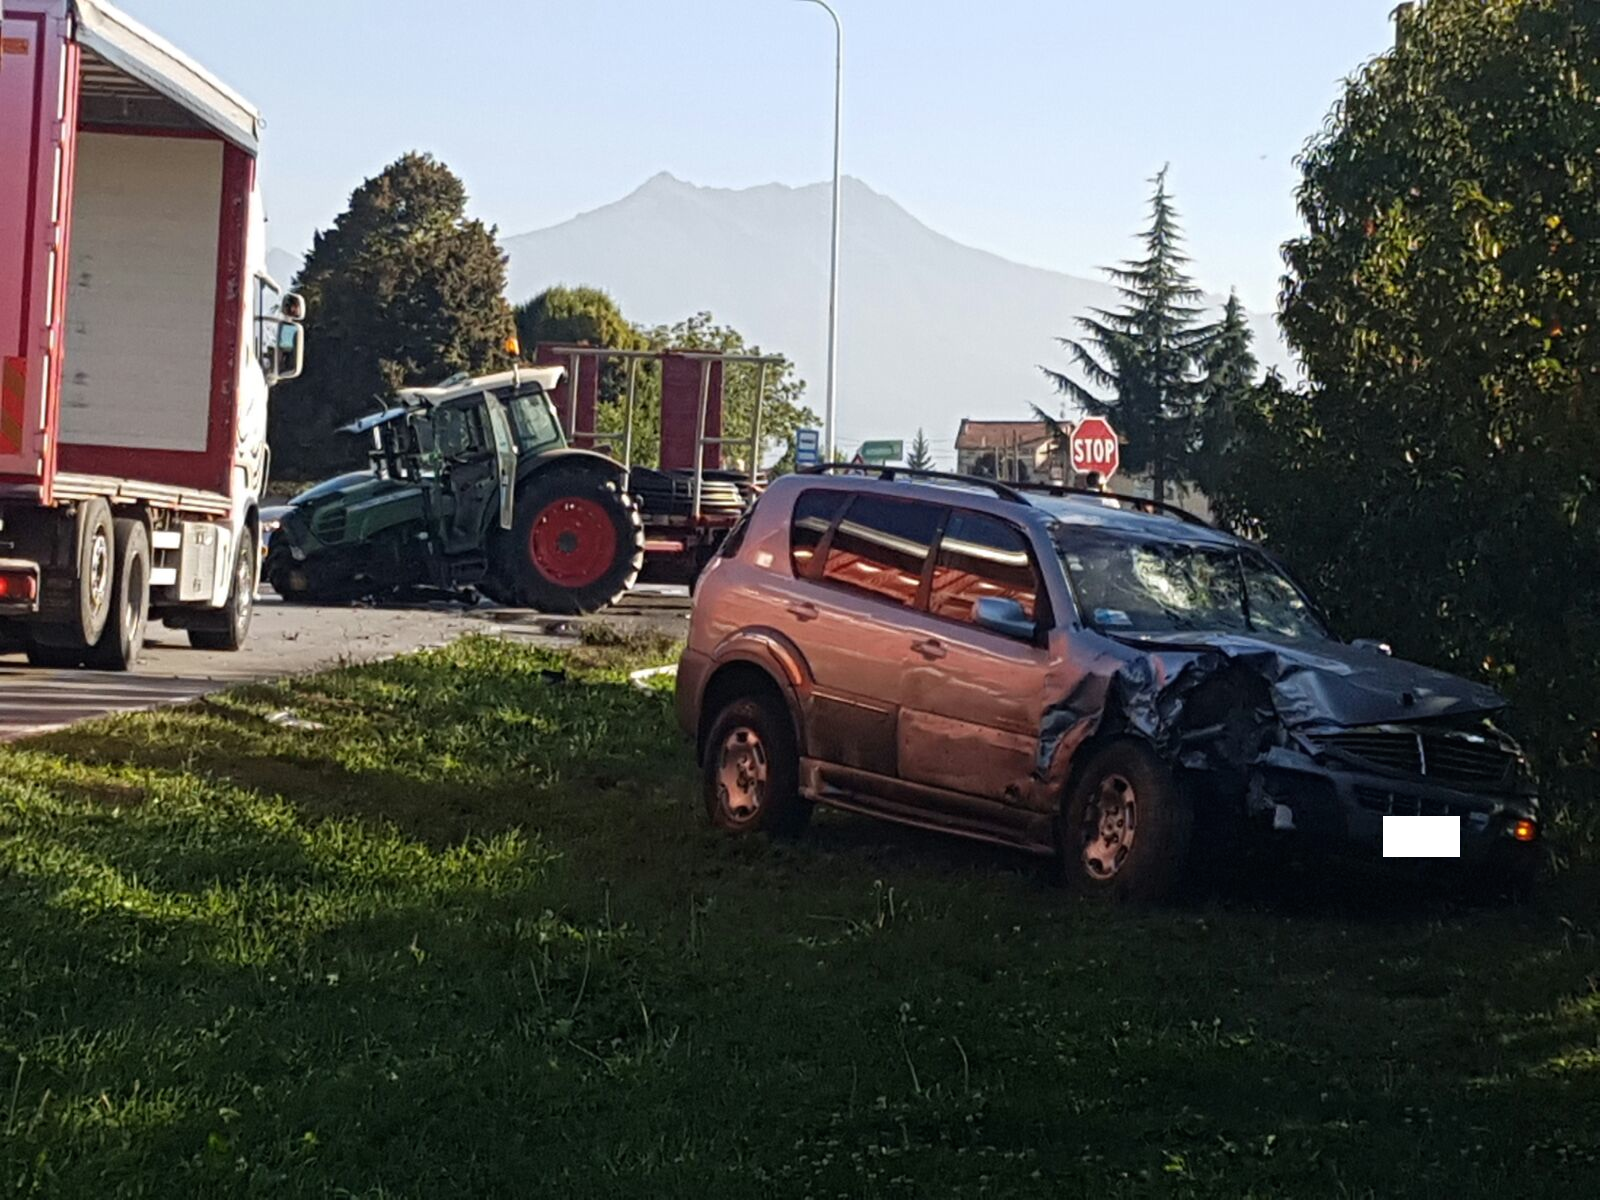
[1511,818,1538,843]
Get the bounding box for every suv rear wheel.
[1060,740,1192,902]
[703,693,811,837]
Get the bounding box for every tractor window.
[505,390,565,453]
[431,404,486,462]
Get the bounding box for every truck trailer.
[0,0,302,669]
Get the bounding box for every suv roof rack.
[798,464,1212,528]
[800,463,1028,503]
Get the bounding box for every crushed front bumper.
[1248,745,1542,873]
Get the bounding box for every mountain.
[499,172,1294,458]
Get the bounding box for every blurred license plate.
[1382,815,1461,858]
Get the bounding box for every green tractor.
[264,366,644,614]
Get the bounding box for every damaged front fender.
[1035,628,1512,809]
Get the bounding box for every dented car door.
[897,509,1064,806]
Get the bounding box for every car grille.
[1315,729,1514,789]
[1353,786,1479,817]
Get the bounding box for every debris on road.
[265,710,327,731]
[628,664,678,692]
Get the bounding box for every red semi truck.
[0,0,302,669]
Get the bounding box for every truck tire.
[500,467,643,614]
[189,527,257,650]
[29,497,115,659]
[85,519,151,672]
[1059,739,1193,903]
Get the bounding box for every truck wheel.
[85,519,151,672]
[35,496,116,651]
[189,528,257,650]
[1059,740,1192,903]
[502,467,643,614]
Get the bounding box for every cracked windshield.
[1059,530,1326,640]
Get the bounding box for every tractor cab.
[267,364,646,611]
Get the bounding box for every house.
[953,419,1066,484]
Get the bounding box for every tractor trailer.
[0,0,302,669]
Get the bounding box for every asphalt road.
[0,586,690,741]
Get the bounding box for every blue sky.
[120,0,1400,312]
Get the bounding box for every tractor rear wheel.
[499,466,643,614]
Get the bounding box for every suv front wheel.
[703,694,811,837]
[1061,740,1192,902]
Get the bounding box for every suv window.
[929,510,1041,627]
[790,489,849,576]
[820,494,941,608]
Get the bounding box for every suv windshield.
[1057,529,1327,641]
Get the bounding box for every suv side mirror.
[974,596,1035,640]
[1351,638,1392,656]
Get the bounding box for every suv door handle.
[911,637,947,660]
[787,600,819,622]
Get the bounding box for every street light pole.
[796,0,842,459]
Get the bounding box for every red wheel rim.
[529,497,618,588]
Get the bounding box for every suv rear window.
[789,489,849,576]
[929,511,1041,625]
[820,495,941,608]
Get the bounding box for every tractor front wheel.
[499,467,643,614]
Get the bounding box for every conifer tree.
[906,428,934,471]
[1042,167,1213,501]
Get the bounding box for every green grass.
[1,634,1597,1198]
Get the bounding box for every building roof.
[954,419,1055,451]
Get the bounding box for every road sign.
[795,427,821,468]
[1070,417,1120,482]
[859,439,904,465]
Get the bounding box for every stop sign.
[1070,417,1121,482]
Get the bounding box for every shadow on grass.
[1,636,1597,1197]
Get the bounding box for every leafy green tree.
[269,154,515,477]
[1189,290,1258,499]
[1208,0,1600,805]
[513,286,639,354]
[907,429,934,471]
[1043,167,1213,501]
[514,286,644,413]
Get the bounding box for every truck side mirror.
[273,322,305,382]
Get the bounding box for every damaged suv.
[676,467,1542,900]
